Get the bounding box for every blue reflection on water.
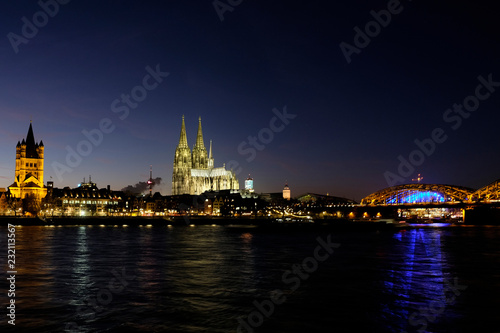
[384,229,450,332]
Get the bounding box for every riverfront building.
[8,123,47,202]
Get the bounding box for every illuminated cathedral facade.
[172,116,239,195]
[9,123,47,201]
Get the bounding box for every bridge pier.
[464,205,500,225]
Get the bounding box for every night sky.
[1,1,499,201]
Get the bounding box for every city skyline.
[1,1,500,201]
[3,117,500,203]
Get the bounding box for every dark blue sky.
[1,1,499,200]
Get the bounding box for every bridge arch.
[471,179,500,202]
[361,184,475,205]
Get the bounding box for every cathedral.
[172,116,239,195]
[8,122,47,201]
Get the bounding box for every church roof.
[25,123,39,158]
[191,167,232,178]
[191,169,210,178]
[24,172,36,181]
[21,181,42,188]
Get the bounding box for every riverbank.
[0,216,401,230]
[2,216,492,231]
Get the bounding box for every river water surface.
[1,224,500,332]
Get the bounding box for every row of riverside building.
[0,121,355,217]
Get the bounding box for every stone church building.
[172,116,239,195]
[9,122,47,201]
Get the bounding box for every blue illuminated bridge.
[360,180,500,206]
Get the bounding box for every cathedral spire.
[178,115,189,148]
[192,117,208,169]
[209,140,212,159]
[194,116,205,149]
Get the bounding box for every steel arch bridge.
[471,179,500,202]
[361,184,475,205]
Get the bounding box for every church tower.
[208,140,214,169]
[9,122,47,201]
[283,182,291,200]
[191,117,208,169]
[172,116,192,195]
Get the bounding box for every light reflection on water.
[0,225,500,332]
[384,229,449,332]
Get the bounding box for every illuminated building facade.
[245,175,254,192]
[172,116,239,195]
[283,183,291,200]
[212,197,223,215]
[8,123,47,201]
[44,179,120,216]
